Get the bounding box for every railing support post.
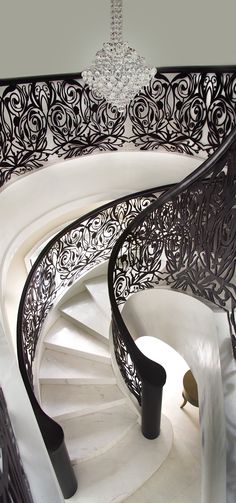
[49,440,78,499]
[141,364,166,439]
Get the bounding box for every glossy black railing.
[108,127,236,438]
[17,188,170,496]
[13,65,236,494]
[1,67,236,189]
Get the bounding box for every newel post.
[141,363,166,439]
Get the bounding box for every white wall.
[0,322,64,503]
[0,0,235,79]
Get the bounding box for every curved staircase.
[37,266,173,502]
[2,67,236,503]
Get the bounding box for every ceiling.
[1,0,236,79]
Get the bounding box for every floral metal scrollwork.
[112,135,236,357]
[1,70,236,188]
[18,194,157,384]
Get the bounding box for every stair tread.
[84,275,110,318]
[61,291,110,341]
[70,417,172,503]
[44,318,110,363]
[59,403,137,463]
[39,349,115,384]
[41,383,125,420]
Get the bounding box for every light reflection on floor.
[126,336,201,503]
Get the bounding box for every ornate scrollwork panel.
[129,72,236,157]
[1,70,236,188]
[112,137,236,356]
[112,319,142,405]
[19,193,157,384]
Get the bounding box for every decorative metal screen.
[1,69,236,189]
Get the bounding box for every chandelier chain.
[82,0,156,113]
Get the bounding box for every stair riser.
[44,341,111,365]
[50,398,127,422]
[40,377,116,385]
[61,311,109,345]
[69,422,135,465]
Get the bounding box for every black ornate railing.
[17,188,170,496]
[108,126,236,438]
[10,65,236,495]
[1,67,236,189]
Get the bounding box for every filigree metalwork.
[0,79,126,188]
[129,72,236,156]
[18,194,157,384]
[1,69,236,189]
[112,318,142,404]
[0,388,33,503]
[111,132,236,358]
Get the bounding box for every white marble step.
[41,383,126,421]
[61,291,110,343]
[84,274,110,319]
[39,349,115,384]
[44,318,110,364]
[59,403,137,464]
[69,416,172,503]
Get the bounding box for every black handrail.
[11,64,236,491]
[108,126,236,438]
[1,65,236,85]
[17,185,171,496]
[1,67,236,189]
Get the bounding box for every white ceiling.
[1,0,236,79]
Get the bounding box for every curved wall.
[122,289,227,503]
[0,151,200,349]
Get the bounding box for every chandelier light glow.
[82,0,156,113]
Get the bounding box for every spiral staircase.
[36,265,173,502]
[1,67,236,503]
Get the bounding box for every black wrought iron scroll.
[17,190,161,494]
[0,79,127,188]
[0,387,34,503]
[1,67,236,189]
[18,193,157,384]
[108,127,236,436]
[129,71,236,157]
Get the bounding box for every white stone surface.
[122,289,227,503]
[69,417,172,503]
[44,317,110,363]
[59,404,138,463]
[61,291,110,342]
[84,274,110,318]
[126,338,201,503]
[41,383,126,421]
[39,348,115,384]
[0,323,63,503]
[0,151,200,353]
[39,271,203,502]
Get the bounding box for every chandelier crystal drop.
[82,0,156,113]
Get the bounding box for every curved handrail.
[17,185,173,495]
[1,67,236,190]
[108,126,236,431]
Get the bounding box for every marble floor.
[66,336,201,503]
[126,337,201,503]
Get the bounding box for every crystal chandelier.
[82,0,156,113]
